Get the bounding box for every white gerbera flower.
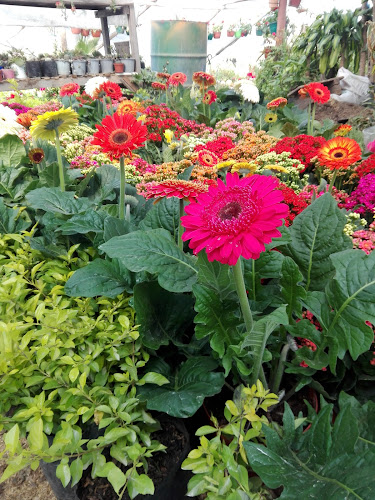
[236,79,260,103]
[0,105,23,138]
[84,76,108,97]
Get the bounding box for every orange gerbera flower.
[193,71,216,88]
[333,124,352,137]
[266,97,287,109]
[152,82,167,91]
[116,99,145,116]
[157,72,170,80]
[60,82,80,97]
[92,113,148,159]
[198,149,219,167]
[298,86,309,99]
[318,137,362,170]
[17,111,37,128]
[168,72,187,86]
[306,82,330,104]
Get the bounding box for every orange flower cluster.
[17,111,38,128]
[222,131,278,161]
[140,159,217,186]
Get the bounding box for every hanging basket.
[71,27,81,34]
[288,0,301,6]
[213,31,221,39]
[235,29,242,38]
[208,33,213,40]
[91,29,102,37]
[269,21,277,34]
[256,29,263,36]
[81,29,90,36]
[227,30,235,37]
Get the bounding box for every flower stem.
[233,258,253,335]
[271,343,290,394]
[208,104,211,124]
[119,156,126,220]
[54,129,65,192]
[102,97,108,117]
[178,198,184,250]
[307,101,312,135]
[328,170,338,194]
[310,102,316,136]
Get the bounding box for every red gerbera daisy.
[203,90,217,105]
[181,172,288,265]
[92,113,148,159]
[333,124,352,137]
[60,83,80,97]
[305,82,330,104]
[152,82,167,91]
[298,86,309,99]
[318,137,362,170]
[266,97,287,109]
[140,179,209,203]
[198,149,219,167]
[157,72,170,80]
[168,72,187,86]
[94,81,122,101]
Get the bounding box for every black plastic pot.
[25,60,42,78]
[40,461,79,500]
[41,60,58,77]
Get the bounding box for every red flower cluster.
[144,104,208,143]
[194,136,235,159]
[271,134,326,172]
[354,153,375,178]
[277,182,308,226]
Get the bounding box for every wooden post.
[127,2,141,72]
[100,16,111,55]
[276,0,287,46]
[360,1,370,76]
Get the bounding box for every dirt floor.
[314,99,373,123]
[0,434,54,500]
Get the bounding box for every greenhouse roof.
[0,0,132,9]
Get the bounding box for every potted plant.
[87,50,101,74]
[289,0,301,6]
[71,27,81,34]
[240,21,252,37]
[212,21,224,38]
[81,28,90,37]
[227,24,236,37]
[267,9,278,33]
[91,29,102,37]
[54,50,72,76]
[7,48,26,79]
[38,53,58,77]
[256,22,263,36]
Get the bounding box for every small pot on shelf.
[71,59,86,76]
[213,31,221,39]
[91,29,102,37]
[1,68,15,79]
[100,58,113,73]
[256,28,263,36]
[71,27,81,34]
[208,33,213,40]
[241,30,248,37]
[81,29,90,37]
[227,30,235,37]
[269,21,277,33]
[114,62,125,73]
[235,29,242,38]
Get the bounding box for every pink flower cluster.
[352,222,375,254]
[70,154,99,170]
[32,101,62,114]
[205,118,255,142]
[344,174,375,215]
[300,184,348,208]
[132,157,157,175]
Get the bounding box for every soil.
[292,96,373,124]
[77,418,190,500]
[0,434,54,500]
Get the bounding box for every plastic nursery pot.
[1,68,15,79]
[208,33,213,40]
[87,58,100,74]
[241,30,248,37]
[40,462,79,500]
[81,29,90,36]
[213,31,221,39]
[41,60,58,77]
[123,58,135,72]
[227,30,235,37]
[100,58,113,73]
[256,28,263,36]
[71,59,86,76]
[116,26,125,34]
[235,29,242,38]
[289,0,301,6]
[114,62,125,73]
[56,59,71,76]
[91,29,102,37]
[71,27,81,34]
[269,21,277,33]
[25,60,42,78]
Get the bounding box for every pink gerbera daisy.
[140,179,209,203]
[181,172,288,265]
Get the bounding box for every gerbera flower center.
[44,118,64,130]
[218,201,242,220]
[315,89,323,96]
[110,129,131,145]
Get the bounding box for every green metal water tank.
[151,20,207,85]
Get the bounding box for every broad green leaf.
[100,228,198,293]
[28,418,44,451]
[65,258,133,298]
[140,196,180,239]
[39,162,80,188]
[138,357,225,418]
[58,211,107,235]
[70,458,83,487]
[137,372,169,386]
[0,134,26,167]
[0,166,36,201]
[244,397,375,500]
[25,187,93,215]
[133,281,195,349]
[56,462,71,488]
[0,199,31,234]
[103,216,132,242]
[128,471,154,499]
[283,194,351,291]
[107,465,127,494]
[4,425,20,454]
[87,164,120,202]
[280,257,306,321]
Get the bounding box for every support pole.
[127,3,141,72]
[276,0,287,46]
[100,16,111,56]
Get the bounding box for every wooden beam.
[95,6,129,18]
[0,0,134,9]
[127,3,141,73]
[100,16,111,56]
[276,0,287,46]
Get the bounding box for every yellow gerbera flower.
[264,164,289,173]
[164,129,174,144]
[231,161,257,174]
[264,112,278,123]
[215,160,236,170]
[30,107,79,141]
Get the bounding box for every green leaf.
[244,398,375,500]
[4,425,20,454]
[133,281,195,349]
[39,162,80,188]
[0,166,36,201]
[25,187,93,215]
[283,194,352,291]
[0,134,26,167]
[137,372,170,386]
[107,465,127,494]
[56,462,71,488]
[0,199,30,233]
[128,472,154,499]
[87,164,121,202]
[70,458,83,487]
[103,216,132,242]
[280,257,306,321]
[65,258,133,298]
[28,418,44,451]
[140,197,180,239]
[100,228,198,293]
[58,211,106,235]
[138,357,225,418]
